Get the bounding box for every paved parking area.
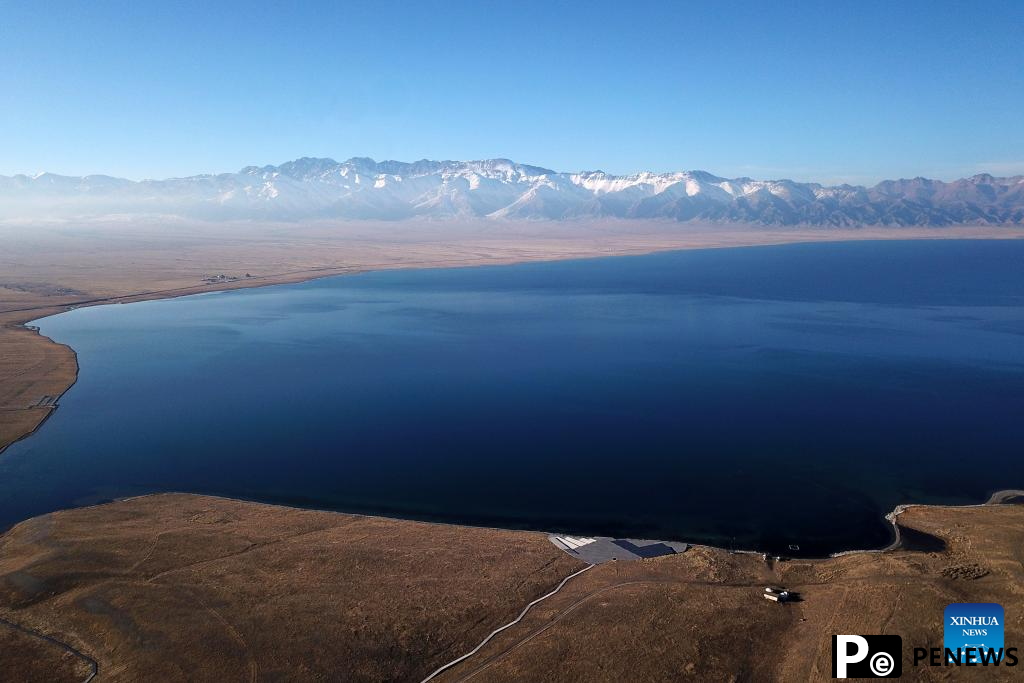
[549,535,688,564]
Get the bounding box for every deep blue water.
[3,240,1024,556]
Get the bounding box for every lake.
[3,239,1023,555]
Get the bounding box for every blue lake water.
[2,240,1024,555]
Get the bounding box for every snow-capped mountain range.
[3,157,1023,226]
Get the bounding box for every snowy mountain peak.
[3,158,1023,226]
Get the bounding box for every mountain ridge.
[3,157,1023,226]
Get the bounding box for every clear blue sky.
[2,1,1022,184]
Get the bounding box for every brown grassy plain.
[2,219,1022,682]
[1,494,1021,682]
[439,503,1024,682]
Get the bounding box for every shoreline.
[0,329,80,458]
[9,226,1024,325]
[10,486,1021,563]
[5,492,1020,681]
[3,229,1023,557]
[869,488,1024,554]
[5,227,1024,456]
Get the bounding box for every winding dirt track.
[0,615,98,682]
[422,564,595,682]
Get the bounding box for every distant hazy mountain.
[2,157,1023,226]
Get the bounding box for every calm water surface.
[3,240,1024,555]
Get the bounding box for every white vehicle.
[763,588,790,603]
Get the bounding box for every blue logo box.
[944,603,1004,664]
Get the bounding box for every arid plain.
[2,219,1023,681]
[1,494,1022,681]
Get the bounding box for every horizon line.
[5,156,1024,189]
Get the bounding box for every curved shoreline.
[3,227,1022,455]
[3,491,1020,682]
[825,488,1024,559]
[16,486,1020,563]
[0,264,363,456]
[3,231,1023,558]
[0,330,79,458]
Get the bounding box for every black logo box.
[832,635,902,678]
